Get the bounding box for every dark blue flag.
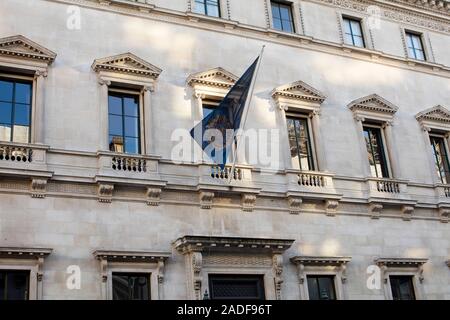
[190,58,259,169]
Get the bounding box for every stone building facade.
[0,0,449,300]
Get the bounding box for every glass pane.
[390,276,415,300]
[411,35,421,49]
[124,97,139,117]
[0,102,12,124]
[112,273,150,300]
[125,137,140,154]
[406,34,414,48]
[14,104,30,126]
[109,135,124,153]
[108,95,122,115]
[203,106,215,119]
[0,80,14,102]
[354,36,364,47]
[194,0,206,14]
[287,118,300,170]
[0,124,11,142]
[281,19,293,32]
[124,116,139,138]
[273,18,282,30]
[415,49,425,61]
[307,277,319,300]
[15,83,31,104]
[12,125,29,143]
[207,3,219,17]
[343,19,352,35]
[271,4,280,20]
[408,47,416,59]
[344,33,354,46]
[318,277,336,300]
[279,6,291,21]
[350,20,362,36]
[108,115,123,136]
[6,272,28,300]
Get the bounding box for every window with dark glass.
[0,270,30,300]
[0,77,32,143]
[194,0,220,17]
[208,275,265,300]
[307,275,336,300]
[343,17,365,48]
[271,1,295,33]
[390,276,416,300]
[363,126,389,178]
[287,116,314,171]
[108,91,141,154]
[202,98,221,119]
[430,135,450,184]
[405,31,425,61]
[112,273,151,300]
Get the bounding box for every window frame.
[389,275,416,301]
[208,274,266,300]
[429,133,450,184]
[0,269,30,301]
[362,123,391,178]
[285,112,317,172]
[107,87,144,155]
[111,271,152,301]
[193,0,221,18]
[306,274,337,300]
[404,30,427,61]
[0,74,34,144]
[270,1,296,33]
[342,16,366,48]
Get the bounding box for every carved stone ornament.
[147,187,162,206]
[416,105,450,132]
[375,257,428,283]
[438,207,450,223]
[199,191,214,209]
[0,35,56,63]
[325,199,339,216]
[241,194,257,212]
[92,52,162,79]
[273,254,284,300]
[401,205,415,221]
[30,178,47,198]
[369,203,383,219]
[349,94,398,116]
[187,67,238,89]
[98,183,114,203]
[288,196,303,214]
[272,80,326,105]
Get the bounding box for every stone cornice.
[93,250,171,262]
[374,257,428,267]
[416,105,450,124]
[187,67,238,89]
[379,0,450,15]
[290,256,352,266]
[272,80,327,104]
[0,35,56,64]
[0,247,53,259]
[92,52,162,79]
[173,236,295,254]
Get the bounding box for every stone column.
[99,79,111,151]
[310,110,327,171]
[33,71,47,144]
[355,116,372,177]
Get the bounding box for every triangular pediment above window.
[272,81,326,104]
[92,53,162,80]
[187,67,238,88]
[416,105,450,124]
[348,94,398,115]
[0,35,56,64]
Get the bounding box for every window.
[112,273,151,300]
[343,17,365,48]
[363,126,389,178]
[0,270,30,300]
[194,0,220,17]
[405,32,426,61]
[202,98,221,119]
[430,135,450,184]
[307,275,336,300]
[287,116,314,171]
[271,1,295,33]
[108,91,141,154]
[0,77,32,143]
[208,275,265,300]
[390,276,416,300]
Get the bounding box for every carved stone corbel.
[98,78,111,86]
[241,194,256,212]
[418,264,425,283]
[325,199,339,216]
[439,207,450,223]
[100,258,108,283]
[288,196,302,214]
[401,205,414,221]
[199,191,214,209]
[37,257,45,282]
[30,178,47,198]
[340,263,348,284]
[191,252,203,300]
[296,263,305,284]
[369,203,383,219]
[273,254,284,300]
[147,187,162,206]
[98,183,114,203]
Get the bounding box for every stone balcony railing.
[367,177,413,204]
[286,170,341,201]
[197,163,256,192]
[0,142,50,178]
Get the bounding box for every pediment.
[272,80,326,103]
[187,67,238,88]
[0,35,56,63]
[92,52,162,80]
[348,94,398,115]
[416,105,450,124]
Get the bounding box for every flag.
[190,58,259,169]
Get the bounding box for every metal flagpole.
[227,45,266,184]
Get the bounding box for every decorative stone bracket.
[147,187,162,206]
[30,178,47,198]
[438,207,450,223]
[241,193,257,212]
[288,196,302,214]
[401,205,415,221]
[98,183,114,203]
[199,191,214,209]
[369,203,383,219]
[325,199,339,216]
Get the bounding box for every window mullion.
[293,119,302,170]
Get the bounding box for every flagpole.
[227,45,265,184]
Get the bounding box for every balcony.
[96,151,165,187]
[286,170,341,201]
[0,142,51,179]
[366,177,414,204]
[197,163,260,192]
